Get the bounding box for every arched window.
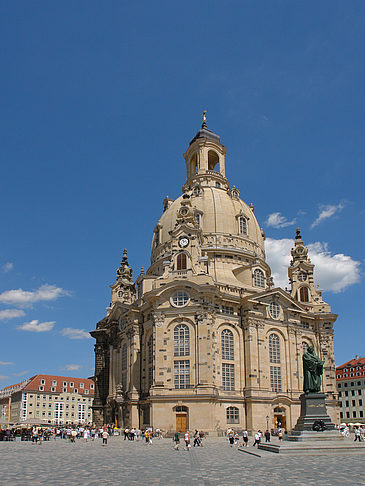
[226,406,239,424]
[299,287,309,302]
[147,336,153,387]
[177,253,187,270]
[269,334,280,363]
[208,150,219,171]
[253,269,265,288]
[174,324,190,356]
[195,213,201,228]
[121,344,127,390]
[221,329,234,360]
[239,216,247,235]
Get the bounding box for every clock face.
[179,237,189,248]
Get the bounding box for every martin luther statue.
[303,346,324,394]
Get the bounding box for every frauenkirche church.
[91,115,338,433]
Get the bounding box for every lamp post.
[266,415,269,431]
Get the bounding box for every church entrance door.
[274,414,286,430]
[176,413,187,432]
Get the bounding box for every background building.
[336,356,365,424]
[0,375,94,425]
[91,119,338,434]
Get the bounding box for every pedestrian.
[184,431,190,450]
[228,430,234,447]
[234,432,239,446]
[102,429,109,446]
[264,429,271,442]
[354,427,362,442]
[124,428,129,440]
[278,428,283,442]
[242,429,249,447]
[253,431,261,447]
[173,431,180,450]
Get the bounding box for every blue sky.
[0,1,364,387]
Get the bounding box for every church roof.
[189,127,221,146]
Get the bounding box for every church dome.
[148,117,270,290]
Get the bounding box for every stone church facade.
[91,119,339,434]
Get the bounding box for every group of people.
[172,430,205,450]
[123,427,161,443]
[227,428,283,447]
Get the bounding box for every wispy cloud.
[311,203,345,228]
[0,309,25,321]
[265,238,361,293]
[0,284,69,307]
[64,364,82,371]
[1,262,14,273]
[266,212,296,229]
[0,375,9,381]
[18,319,55,332]
[0,361,13,366]
[13,370,29,377]
[61,328,91,340]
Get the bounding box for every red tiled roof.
[23,374,94,395]
[336,357,365,381]
[336,357,365,370]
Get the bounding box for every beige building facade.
[91,119,339,434]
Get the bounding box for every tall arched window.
[208,150,219,171]
[269,334,280,363]
[253,269,265,288]
[269,334,281,392]
[147,335,153,388]
[221,329,234,360]
[239,216,247,235]
[177,253,187,270]
[174,324,190,356]
[121,343,127,390]
[299,286,309,302]
[195,213,201,228]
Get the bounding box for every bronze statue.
[303,346,324,393]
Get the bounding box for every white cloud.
[64,364,82,371]
[61,328,91,340]
[0,361,13,366]
[0,284,69,306]
[17,319,55,332]
[266,212,296,228]
[0,309,25,320]
[265,238,361,293]
[311,203,345,228]
[13,370,29,377]
[2,262,14,273]
[0,375,9,381]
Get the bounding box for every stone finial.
[140,266,145,275]
[295,228,301,239]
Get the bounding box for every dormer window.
[253,269,265,288]
[177,253,187,271]
[193,186,200,196]
[239,216,247,235]
[299,286,309,302]
[215,182,221,188]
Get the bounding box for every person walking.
[278,428,283,442]
[253,431,261,447]
[354,427,362,442]
[102,429,109,446]
[184,431,190,450]
[264,430,271,442]
[242,429,249,447]
[173,431,180,450]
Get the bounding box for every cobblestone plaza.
[1,436,364,486]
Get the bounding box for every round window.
[269,302,280,319]
[298,272,307,282]
[171,290,190,307]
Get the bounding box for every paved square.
[0,436,364,485]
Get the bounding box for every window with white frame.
[84,389,89,394]
[51,387,56,392]
[74,389,78,393]
[69,382,74,387]
[174,324,190,357]
[253,269,265,288]
[80,383,84,388]
[239,216,247,235]
[221,329,234,360]
[40,379,45,385]
[270,366,282,392]
[90,383,94,389]
[78,403,86,422]
[54,402,64,423]
[269,302,280,319]
[269,334,280,364]
[39,386,44,391]
[174,360,190,389]
[172,290,190,307]
[222,363,235,391]
[52,381,57,386]
[226,406,239,424]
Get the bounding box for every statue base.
[292,392,335,433]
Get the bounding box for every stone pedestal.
[292,393,335,434]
